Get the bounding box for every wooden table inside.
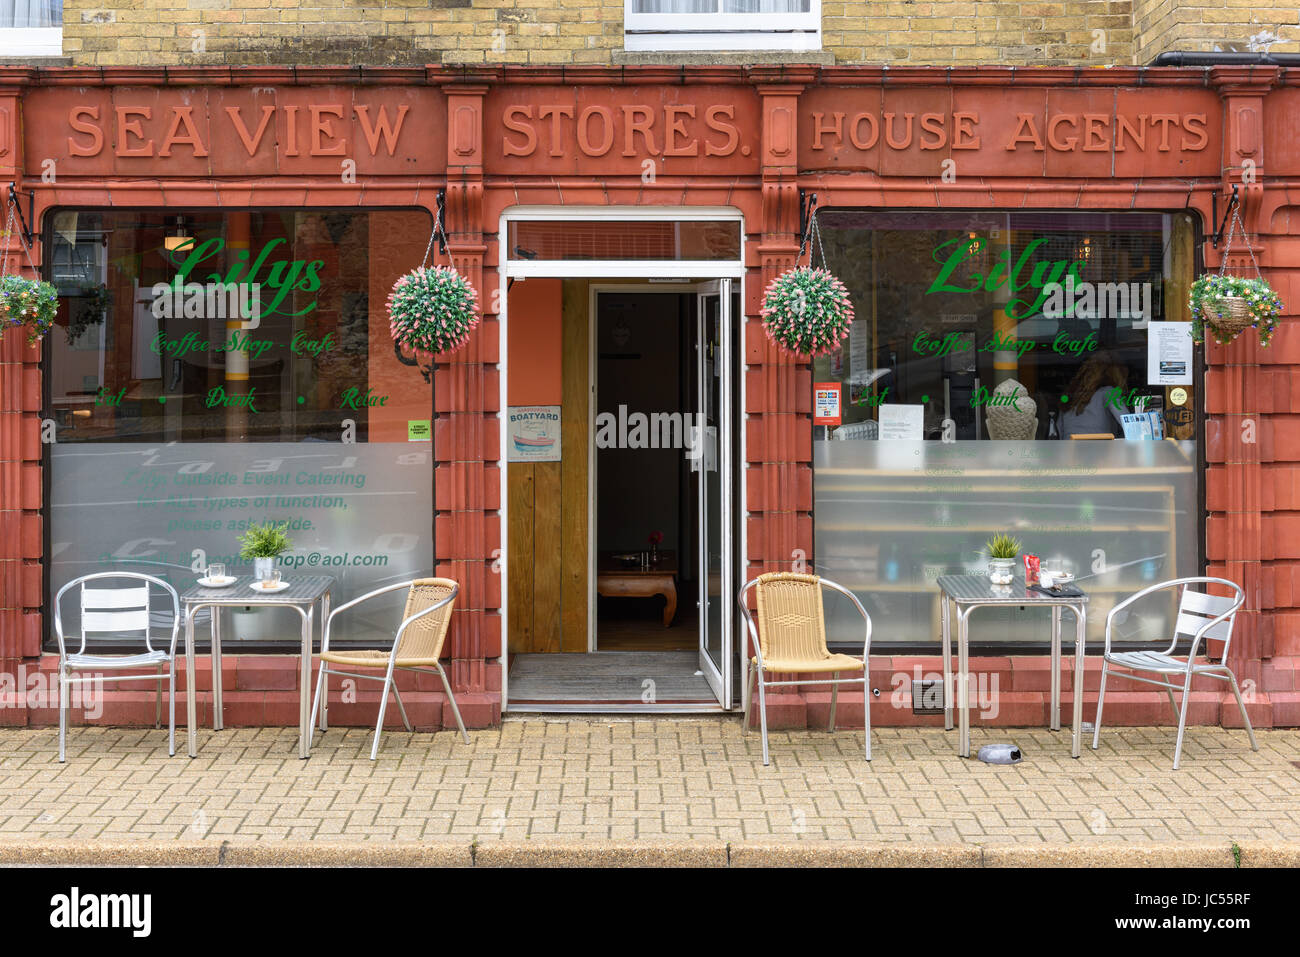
[597,550,678,627]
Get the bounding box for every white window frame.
[496,205,748,711]
[624,0,821,52]
[0,26,62,56]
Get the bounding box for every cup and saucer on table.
[251,569,290,593]
[197,563,236,589]
[1038,559,1079,594]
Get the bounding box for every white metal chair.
[736,572,873,766]
[308,578,468,760]
[1092,576,1257,770]
[53,572,180,762]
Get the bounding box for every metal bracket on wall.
[435,189,447,255]
[798,189,818,258]
[7,182,35,249]
[1211,183,1239,249]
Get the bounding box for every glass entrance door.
[694,280,733,707]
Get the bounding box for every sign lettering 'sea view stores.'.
[508,406,562,462]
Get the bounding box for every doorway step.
[506,652,721,713]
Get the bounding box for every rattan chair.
[307,578,468,760]
[1092,576,1257,770]
[53,572,180,762]
[736,572,873,766]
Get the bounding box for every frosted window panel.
[813,439,1199,647]
[49,442,434,646]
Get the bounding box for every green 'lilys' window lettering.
[44,209,437,652]
[809,210,1200,652]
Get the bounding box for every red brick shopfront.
[1,64,1297,733]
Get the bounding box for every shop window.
[0,0,62,55]
[624,0,821,52]
[508,219,741,262]
[812,210,1201,651]
[44,209,435,650]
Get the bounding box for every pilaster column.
[436,81,499,718]
[0,82,43,726]
[1205,67,1281,706]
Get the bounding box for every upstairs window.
[624,0,821,52]
[0,0,62,56]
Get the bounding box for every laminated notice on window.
[1147,322,1193,385]
[878,404,924,441]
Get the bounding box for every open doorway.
[503,276,738,712]
[593,291,700,653]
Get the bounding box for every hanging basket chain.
[1217,206,1262,281]
[2,194,42,278]
[420,205,452,271]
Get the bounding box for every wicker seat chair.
[736,572,874,766]
[308,578,468,760]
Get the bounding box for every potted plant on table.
[237,522,293,582]
[984,533,1021,585]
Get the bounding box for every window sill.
[0,55,71,65]
[613,49,833,66]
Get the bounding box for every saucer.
[197,576,236,588]
[250,580,290,593]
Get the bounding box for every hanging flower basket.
[760,266,854,357]
[1189,275,1283,347]
[387,265,481,357]
[0,275,59,346]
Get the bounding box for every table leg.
[211,605,224,731]
[1050,605,1061,732]
[941,594,953,731]
[958,608,971,758]
[185,607,198,758]
[662,580,676,628]
[299,605,314,759]
[1072,603,1086,759]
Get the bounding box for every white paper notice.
[1147,322,1193,385]
[878,404,924,440]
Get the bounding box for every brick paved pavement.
[0,719,1297,853]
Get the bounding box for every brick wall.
[59,0,1296,67]
[58,0,1300,66]
[62,0,626,67]
[825,1,1134,65]
[1132,1,1300,62]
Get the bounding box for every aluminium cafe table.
[936,575,1089,759]
[180,575,334,759]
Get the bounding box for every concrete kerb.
[2,840,1297,867]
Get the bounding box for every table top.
[598,550,677,576]
[179,575,335,606]
[936,574,1089,605]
